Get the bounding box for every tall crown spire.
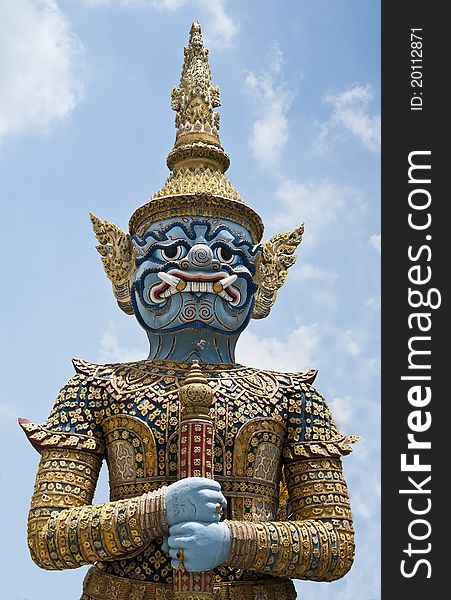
[166,21,230,173]
[128,21,264,243]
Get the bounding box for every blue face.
[131,217,260,336]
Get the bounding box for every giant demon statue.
[20,22,358,600]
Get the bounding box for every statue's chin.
[136,317,248,336]
[133,290,252,335]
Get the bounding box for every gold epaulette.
[72,357,117,378]
[18,418,105,456]
[283,435,360,460]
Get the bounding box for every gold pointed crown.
[128,21,264,243]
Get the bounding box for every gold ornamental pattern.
[151,166,243,204]
[21,358,357,588]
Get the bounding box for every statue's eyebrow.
[133,219,259,260]
[206,224,258,254]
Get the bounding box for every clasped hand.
[163,477,231,572]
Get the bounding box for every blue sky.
[0,1,380,599]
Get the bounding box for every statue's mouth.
[149,269,241,305]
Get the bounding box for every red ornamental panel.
[178,421,214,479]
[174,571,215,595]
[175,419,215,596]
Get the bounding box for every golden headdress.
[129,21,263,242]
[91,21,303,319]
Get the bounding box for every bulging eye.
[161,245,184,261]
[216,246,234,263]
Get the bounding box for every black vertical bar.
[382,3,446,598]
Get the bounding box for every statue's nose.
[185,244,213,268]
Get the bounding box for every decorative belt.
[82,566,297,600]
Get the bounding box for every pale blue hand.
[167,521,231,572]
[164,477,227,527]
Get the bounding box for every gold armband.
[223,520,258,570]
[138,487,168,540]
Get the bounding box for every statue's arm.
[21,372,168,570]
[225,455,354,581]
[26,446,167,570]
[224,383,358,581]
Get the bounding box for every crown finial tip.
[165,19,229,173]
[188,20,204,48]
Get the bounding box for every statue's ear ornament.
[252,224,304,320]
[90,213,136,315]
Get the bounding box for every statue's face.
[131,217,259,335]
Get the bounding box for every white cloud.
[149,0,195,11]
[289,265,339,321]
[160,0,185,8]
[268,40,284,74]
[236,324,320,372]
[272,179,364,243]
[99,321,146,363]
[245,44,294,168]
[291,262,338,284]
[353,492,376,521]
[344,329,362,357]
[0,403,16,420]
[84,0,184,7]
[364,295,381,312]
[315,84,380,152]
[82,0,111,6]
[198,0,237,46]
[352,468,381,521]
[0,0,84,144]
[329,395,355,429]
[82,0,237,46]
[371,233,381,254]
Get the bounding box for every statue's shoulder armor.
[72,357,118,381]
[72,358,177,393]
[283,374,359,460]
[249,366,318,397]
[202,364,318,408]
[277,368,318,388]
[18,358,112,457]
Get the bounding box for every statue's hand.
[167,521,231,572]
[165,477,227,527]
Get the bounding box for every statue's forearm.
[28,449,167,570]
[225,456,355,581]
[225,517,354,581]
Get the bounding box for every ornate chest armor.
[21,358,356,595]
